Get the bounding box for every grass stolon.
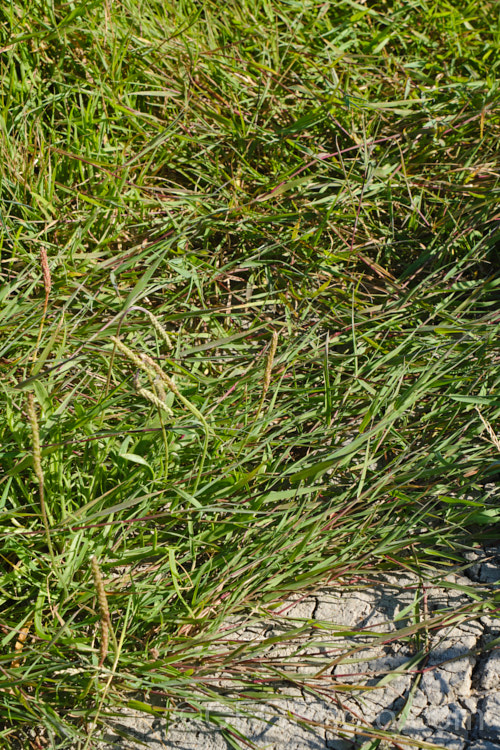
[0,0,499,748]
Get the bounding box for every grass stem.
[26,393,55,564]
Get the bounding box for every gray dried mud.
[104,546,500,750]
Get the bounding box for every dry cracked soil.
[101,545,500,750]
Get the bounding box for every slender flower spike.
[145,310,172,349]
[27,393,43,487]
[136,385,174,416]
[40,247,52,300]
[91,555,110,667]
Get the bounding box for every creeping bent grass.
[0,0,499,746]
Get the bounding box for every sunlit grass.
[0,0,499,747]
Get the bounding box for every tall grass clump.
[0,0,499,747]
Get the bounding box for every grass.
[0,0,499,747]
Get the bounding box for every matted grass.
[0,0,499,747]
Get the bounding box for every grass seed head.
[153,377,168,403]
[146,310,172,349]
[40,247,51,300]
[136,385,174,416]
[27,393,43,487]
[91,555,110,667]
[476,406,500,451]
